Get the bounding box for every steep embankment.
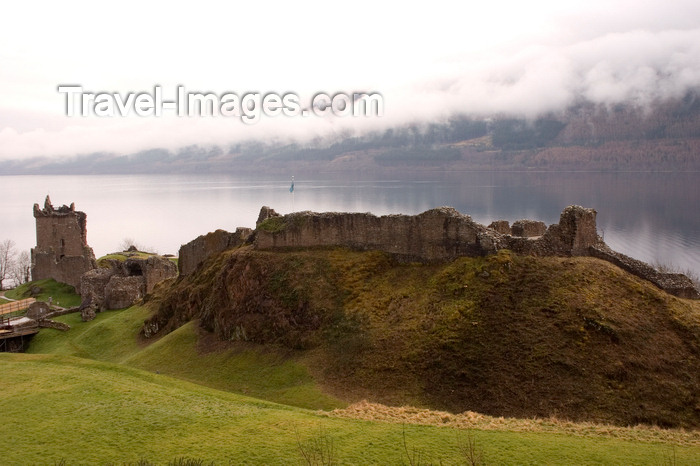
[146,246,700,428]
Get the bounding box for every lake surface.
[2,172,699,277]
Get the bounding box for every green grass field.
[1,352,697,464]
[14,303,700,463]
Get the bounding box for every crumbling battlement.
[255,206,507,263]
[252,205,698,299]
[502,205,602,257]
[179,228,253,277]
[254,205,601,262]
[31,196,96,294]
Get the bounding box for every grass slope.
[5,278,81,308]
[147,246,700,428]
[28,306,342,410]
[125,321,342,410]
[2,352,697,464]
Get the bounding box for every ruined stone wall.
[179,227,253,276]
[487,220,511,235]
[511,220,547,238]
[142,256,179,293]
[255,207,505,263]
[31,196,96,293]
[252,204,697,298]
[590,245,700,299]
[504,206,601,257]
[35,214,88,256]
[80,254,178,320]
[254,206,603,262]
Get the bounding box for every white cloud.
[1,0,699,159]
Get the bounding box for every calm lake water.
[2,172,699,277]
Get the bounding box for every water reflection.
[2,172,698,276]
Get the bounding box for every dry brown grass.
[325,400,700,447]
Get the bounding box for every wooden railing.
[0,298,36,316]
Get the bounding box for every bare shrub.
[11,250,31,286]
[0,239,17,290]
[457,430,487,465]
[402,425,427,466]
[167,458,214,466]
[296,426,337,466]
[119,237,140,252]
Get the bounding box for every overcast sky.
[1,0,699,159]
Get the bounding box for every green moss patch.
[257,216,287,232]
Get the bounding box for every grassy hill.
[146,246,700,428]
[5,278,81,308]
[5,248,700,463]
[4,352,698,464]
[27,306,341,411]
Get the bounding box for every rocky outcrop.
[178,228,253,276]
[31,196,97,294]
[79,254,178,320]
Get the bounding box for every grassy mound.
[28,306,341,410]
[146,246,700,428]
[1,352,697,464]
[125,322,342,410]
[5,278,81,308]
[97,250,178,268]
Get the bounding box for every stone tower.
[31,196,97,294]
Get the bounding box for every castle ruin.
[249,205,697,299]
[31,196,97,294]
[253,204,601,262]
[167,204,698,301]
[80,254,178,320]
